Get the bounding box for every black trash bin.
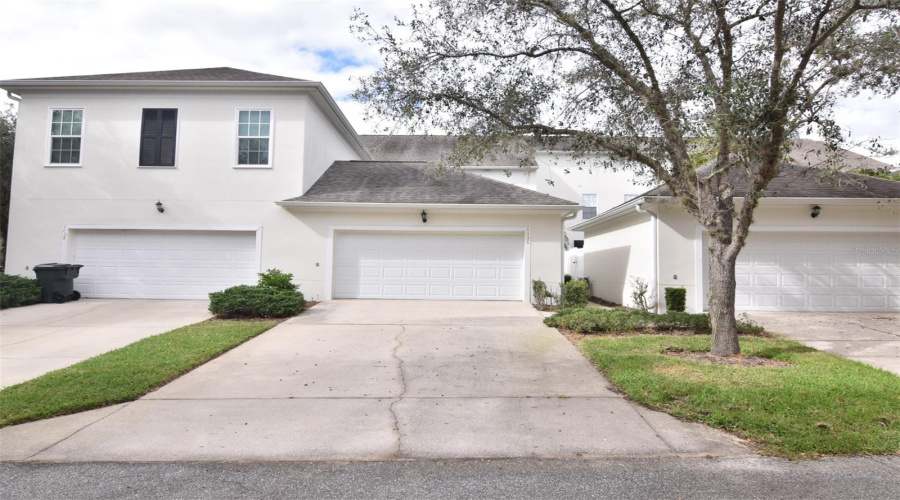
[33,263,84,303]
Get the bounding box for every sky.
[1,0,897,143]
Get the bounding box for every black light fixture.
[156,201,165,213]
[421,210,428,223]
[811,205,821,218]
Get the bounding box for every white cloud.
[1,1,897,139]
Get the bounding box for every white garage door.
[73,229,258,299]
[734,232,900,311]
[333,232,525,300]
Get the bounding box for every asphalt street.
[2,456,899,500]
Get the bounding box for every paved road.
[2,456,898,499]
[2,300,745,461]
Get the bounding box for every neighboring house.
[572,165,900,313]
[0,68,578,302]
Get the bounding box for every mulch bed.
[665,350,792,367]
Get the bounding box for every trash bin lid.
[34,263,84,269]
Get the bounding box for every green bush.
[664,287,687,312]
[209,285,305,318]
[544,307,762,335]
[257,268,297,291]
[0,273,42,309]
[561,279,590,308]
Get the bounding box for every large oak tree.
[353,0,899,355]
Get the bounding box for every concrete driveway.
[0,299,212,388]
[748,312,900,375]
[1,300,748,462]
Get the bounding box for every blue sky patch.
[308,49,369,73]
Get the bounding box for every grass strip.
[578,334,900,459]
[0,319,277,427]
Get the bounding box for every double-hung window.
[48,109,83,165]
[237,110,271,166]
[140,109,178,167]
[582,193,598,219]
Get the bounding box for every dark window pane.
[61,138,71,149]
[259,152,268,164]
[72,138,81,150]
[239,138,249,151]
[73,110,83,122]
[51,150,61,163]
[239,124,249,136]
[59,151,71,163]
[62,110,73,122]
[238,151,249,164]
[52,110,62,122]
[239,110,249,123]
[51,123,61,135]
[51,138,62,149]
[159,138,176,166]
[249,124,259,136]
[249,152,259,164]
[249,139,259,151]
[160,110,177,136]
[61,123,72,135]
[260,111,270,123]
[260,124,270,137]
[250,110,259,123]
[259,139,268,152]
[70,151,80,163]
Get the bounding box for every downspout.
[6,91,21,102]
[635,202,659,313]
[558,209,579,299]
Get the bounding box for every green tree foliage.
[0,105,15,268]
[353,1,899,355]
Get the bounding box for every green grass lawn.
[0,319,277,427]
[578,335,900,459]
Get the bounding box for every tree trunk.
[707,238,740,356]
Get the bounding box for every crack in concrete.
[26,402,133,460]
[388,325,407,459]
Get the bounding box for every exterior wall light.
[421,210,428,223]
[811,205,821,218]
[156,201,165,213]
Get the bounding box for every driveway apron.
[1,300,748,461]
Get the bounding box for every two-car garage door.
[73,229,258,299]
[733,232,900,311]
[333,232,525,300]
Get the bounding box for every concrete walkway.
[748,312,900,375]
[0,300,748,461]
[0,299,211,388]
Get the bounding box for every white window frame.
[234,108,274,169]
[581,193,598,219]
[45,107,85,167]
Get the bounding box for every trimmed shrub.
[209,285,305,319]
[0,273,42,309]
[257,268,297,291]
[561,279,590,308]
[664,287,687,312]
[564,274,572,283]
[544,307,763,335]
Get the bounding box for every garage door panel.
[73,230,257,299]
[334,232,524,301]
[725,232,899,311]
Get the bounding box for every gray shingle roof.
[360,135,537,166]
[283,161,577,206]
[786,139,892,172]
[644,163,900,199]
[4,67,305,82]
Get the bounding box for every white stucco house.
[571,165,900,313]
[0,68,579,302]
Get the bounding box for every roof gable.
[282,161,577,206]
[3,67,305,82]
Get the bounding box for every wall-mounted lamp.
[156,201,165,213]
[421,210,428,223]
[811,205,821,218]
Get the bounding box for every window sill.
[44,164,82,168]
[138,165,177,169]
[233,165,273,169]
